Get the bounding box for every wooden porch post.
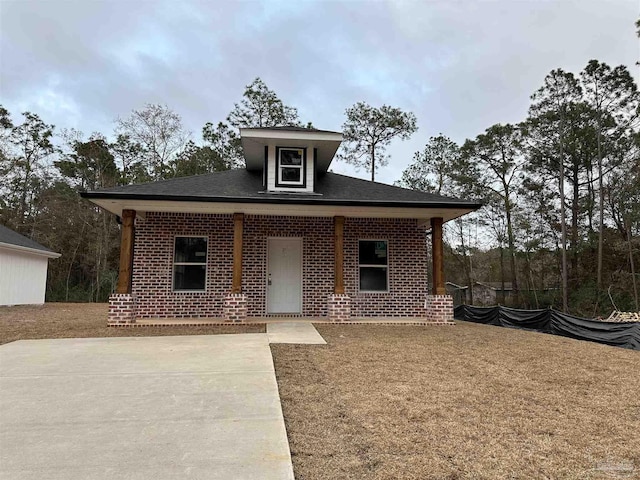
[116,209,136,294]
[334,216,345,294]
[431,217,446,295]
[232,213,244,293]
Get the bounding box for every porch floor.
[129,317,454,327]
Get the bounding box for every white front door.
[267,238,302,314]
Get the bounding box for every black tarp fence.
[453,305,640,351]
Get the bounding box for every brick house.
[82,127,480,324]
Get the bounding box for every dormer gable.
[240,127,342,193]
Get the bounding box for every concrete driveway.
[0,334,294,479]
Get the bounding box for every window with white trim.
[173,236,207,291]
[358,240,388,292]
[276,147,305,186]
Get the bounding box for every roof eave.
[81,191,483,211]
[0,242,61,259]
[239,127,343,140]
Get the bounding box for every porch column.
[431,217,446,295]
[109,209,136,324]
[328,215,351,322]
[334,216,345,294]
[424,216,453,324]
[116,209,136,294]
[232,213,244,293]
[223,213,247,322]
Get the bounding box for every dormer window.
[276,147,306,188]
[239,127,343,193]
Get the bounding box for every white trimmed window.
[358,240,388,292]
[276,147,305,187]
[173,236,207,291]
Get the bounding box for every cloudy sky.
[1,0,637,183]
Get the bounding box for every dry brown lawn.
[0,303,264,344]
[2,306,638,478]
[272,322,640,480]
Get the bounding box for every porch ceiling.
[89,198,474,225]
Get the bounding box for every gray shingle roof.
[82,170,481,209]
[0,224,57,254]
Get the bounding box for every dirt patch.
[0,303,264,345]
[272,322,640,480]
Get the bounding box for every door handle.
[268,274,272,286]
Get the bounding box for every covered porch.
[107,205,455,325]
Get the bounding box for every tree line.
[1,55,638,316]
[398,60,639,316]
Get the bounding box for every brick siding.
[243,215,333,316]
[222,293,248,322]
[328,294,351,322]
[132,212,233,319]
[108,293,135,324]
[424,294,455,324]
[344,218,429,317]
[129,212,430,319]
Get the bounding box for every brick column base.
[108,293,136,324]
[223,293,248,323]
[328,294,351,322]
[424,294,455,324]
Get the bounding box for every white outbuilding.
[0,224,61,306]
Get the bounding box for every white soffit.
[240,128,343,172]
[91,198,474,225]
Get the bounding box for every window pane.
[174,237,207,263]
[173,265,206,290]
[281,167,301,182]
[280,149,302,166]
[359,240,387,265]
[360,267,387,291]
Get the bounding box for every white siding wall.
[0,249,49,305]
[267,145,276,191]
[306,148,314,188]
[266,145,315,193]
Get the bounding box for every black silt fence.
[454,305,640,351]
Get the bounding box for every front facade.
[83,127,480,324]
[0,225,61,306]
[131,213,428,319]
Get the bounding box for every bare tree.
[116,104,188,180]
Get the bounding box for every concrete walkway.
[0,334,294,480]
[267,322,327,345]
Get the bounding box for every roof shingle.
[0,224,57,254]
[82,170,481,209]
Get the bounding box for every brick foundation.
[424,294,455,324]
[222,293,248,322]
[108,293,136,324]
[328,294,351,322]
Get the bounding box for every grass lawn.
[0,303,264,344]
[272,323,640,480]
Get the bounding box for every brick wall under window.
[133,212,233,318]
[344,218,428,317]
[131,213,428,318]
